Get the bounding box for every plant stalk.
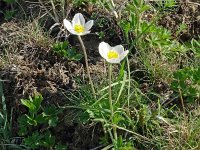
[126,57,131,110]
[108,64,113,118]
[38,0,58,23]
[50,0,59,23]
[108,64,118,143]
[178,88,186,117]
[135,0,143,45]
[77,35,96,98]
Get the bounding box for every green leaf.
[4,10,15,21]
[55,144,67,150]
[18,115,28,126]
[17,115,28,136]
[71,54,83,61]
[118,60,125,80]
[32,94,43,111]
[48,116,58,127]
[43,105,58,116]
[67,48,82,61]
[26,114,37,126]
[79,111,90,124]
[113,114,125,124]
[24,132,43,149]
[140,5,150,12]
[35,113,47,124]
[21,99,36,113]
[3,0,15,4]
[42,131,55,147]
[20,94,42,114]
[52,41,82,61]
[164,0,176,8]
[43,105,61,127]
[18,126,28,136]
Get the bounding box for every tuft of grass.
[0,80,26,150]
[0,20,53,68]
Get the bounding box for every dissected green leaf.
[26,114,37,126]
[24,132,43,149]
[21,99,36,114]
[33,94,43,111]
[42,131,55,147]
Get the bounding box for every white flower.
[63,13,94,36]
[99,42,129,64]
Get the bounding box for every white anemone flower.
[99,42,129,64]
[63,13,94,36]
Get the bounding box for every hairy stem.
[77,35,96,98]
[109,64,113,118]
[108,64,118,144]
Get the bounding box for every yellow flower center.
[74,24,85,33]
[107,50,119,59]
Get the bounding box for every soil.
[159,1,200,41]
[0,20,107,149]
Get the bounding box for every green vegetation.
[0,0,200,149]
[18,94,64,149]
[53,41,82,61]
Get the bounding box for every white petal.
[68,29,78,35]
[72,13,85,26]
[106,58,121,64]
[99,42,111,60]
[79,31,90,36]
[119,50,129,62]
[63,19,73,31]
[112,45,124,55]
[85,20,94,31]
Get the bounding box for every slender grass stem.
[61,0,66,20]
[135,0,143,45]
[113,125,118,146]
[50,0,59,23]
[77,35,96,98]
[38,0,58,23]
[0,81,7,140]
[178,88,186,117]
[126,57,131,109]
[109,0,118,19]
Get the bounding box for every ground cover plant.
[0,0,200,149]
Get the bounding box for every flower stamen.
[74,24,85,33]
[107,51,119,59]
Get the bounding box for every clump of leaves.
[3,0,15,4]
[155,0,177,10]
[188,38,200,58]
[52,41,82,61]
[0,0,16,21]
[18,94,65,149]
[171,67,200,103]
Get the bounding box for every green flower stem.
[108,64,113,118]
[77,35,96,98]
[108,63,118,143]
